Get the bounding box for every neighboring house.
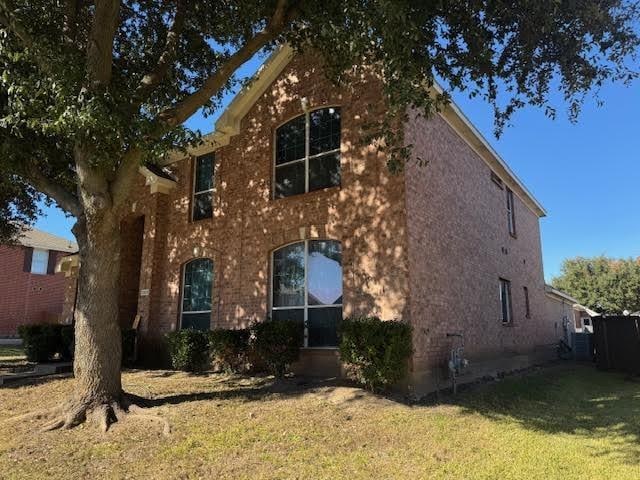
[544,285,599,343]
[0,228,77,336]
[573,304,599,333]
[63,46,559,394]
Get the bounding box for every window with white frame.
[271,240,342,347]
[274,107,341,198]
[31,248,49,275]
[181,258,213,330]
[499,278,513,325]
[192,153,214,221]
[506,187,516,236]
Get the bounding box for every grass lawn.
[0,345,25,360]
[1,364,639,479]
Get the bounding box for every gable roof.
[17,228,78,253]
[162,44,546,217]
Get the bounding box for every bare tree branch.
[135,0,186,100]
[156,0,297,128]
[86,0,120,89]
[22,163,82,217]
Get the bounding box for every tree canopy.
[1,0,638,241]
[552,256,640,314]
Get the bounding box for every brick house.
[64,46,559,394]
[0,228,77,337]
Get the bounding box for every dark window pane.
[276,115,306,164]
[272,242,305,307]
[181,312,211,331]
[183,258,213,312]
[309,152,340,192]
[275,161,305,198]
[310,108,341,155]
[308,307,342,347]
[272,309,305,346]
[308,240,342,305]
[193,191,213,220]
[195,154,214,192]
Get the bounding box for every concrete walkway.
[0,362,72,386]
[0,338,22,346]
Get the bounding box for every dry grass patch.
[1,365,640,479]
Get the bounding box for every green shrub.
[209,328,250,373]
[121,328,137,366]
[251,320,302,378]
[339,317,413,392]
[165,329,210,372]
[59,325,75,361]
[17,324,61,362]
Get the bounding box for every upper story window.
[271,240,342,347]
[274,107,341,199]
[181,258,214,331]
[192,153,214,221]
[31,248,49,275]
[506,187,516,237]
[499,278,513,325]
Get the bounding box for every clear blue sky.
[35,53,640,282]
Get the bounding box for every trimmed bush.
[251,320,302,378]
[59,325,75,361]
[166,329,210,372]
[209,328,250,373]
[17,324,61,362]
[339,316,413,392]
[122,328,137,366]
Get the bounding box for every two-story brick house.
[70,45,556,394]
[0,228,77,336]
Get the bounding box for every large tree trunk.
[72,216,123,408]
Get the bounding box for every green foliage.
[208,328,250,373]
[59,325,74,361]
[339,316,412,392]
[121,328,137,367]
[165,329,211,372]
[251,320,302,378]
[17,324,67,362]
[552,256,640,314]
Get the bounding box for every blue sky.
[35,54,640,282]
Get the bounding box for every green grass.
[1,365,640,479]
[0,345,25,360]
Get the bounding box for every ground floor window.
[271,240,342,347]
[499,278,513,325]
[181,258,213,330]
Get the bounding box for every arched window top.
[271,240,342,347]
[274,107,341,198]
[181,258,214,330]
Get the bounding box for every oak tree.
[1,0,637,431]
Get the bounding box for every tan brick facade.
[112,52,555,392]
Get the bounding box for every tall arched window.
[274,107,341,198]
[181,258,214,330]
[271,240,342,347]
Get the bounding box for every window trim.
[30,248,49,275]
[191,153,215,222]
[272,105,341,200]
[269,239,343,349]
[179,258,214,330]
[499,278,513,325]
[506,187,517,237]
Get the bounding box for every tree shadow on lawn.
[445,364,640,465]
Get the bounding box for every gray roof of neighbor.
[17,228,78,253]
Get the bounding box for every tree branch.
[135,0,186,100]
[110,148,142,209]
[0,0,38,50]
[156,0,297,128]
[86,0,120,89]
[22,164,82,217]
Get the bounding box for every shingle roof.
[17,228,78,253]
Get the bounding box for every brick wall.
[0,245,70,336]
[404,110,555,393]
[127,54,410,362]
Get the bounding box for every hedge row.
[18,324,136,364]
[166,319,302,377]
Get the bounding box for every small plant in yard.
[166,329,211,372]
[251,320,303,378]
[208,328,250,373]
[339,316,413,392]
[17,324,67,362]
